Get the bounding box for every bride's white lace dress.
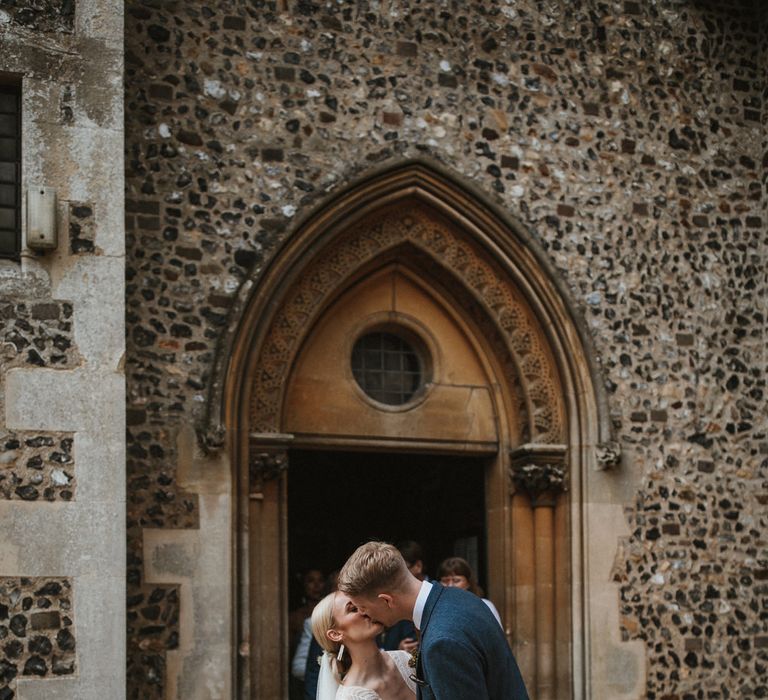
[335,650,416,699]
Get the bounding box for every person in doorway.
[399,540,428,582]
[436,556,502,628]
[338,541,528,700]
[290,568,326,650]
[303,620,324,700]
[303,570,340,700]
[290,568,326,699]
[292,617,315,683]
[380,541,424,654]
[311,589,416,700]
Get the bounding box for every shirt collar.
[412,579,433,631]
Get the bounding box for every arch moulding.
[209,159,633,699]
[204,159,617,458]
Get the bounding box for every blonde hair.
[310,592,350,678]
[337,541,410,597]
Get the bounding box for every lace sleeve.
[336,687,380,700]
[388,650,417,694]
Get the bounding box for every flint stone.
[30,611,59,630]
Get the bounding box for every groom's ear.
[377,593,394,608]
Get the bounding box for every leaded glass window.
[351,331,425,406]
[0,85,20,259]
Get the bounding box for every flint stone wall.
[0,2,126,700]
[124,1,767,698]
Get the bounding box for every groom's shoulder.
[430,586,489,624]
[428,587,507,646]
[436,585,484,607]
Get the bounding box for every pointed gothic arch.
[209,160,629,699]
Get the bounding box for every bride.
[310,591,417,700]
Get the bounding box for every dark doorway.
[287,449,488,606]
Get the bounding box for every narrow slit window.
[0,84,20,259]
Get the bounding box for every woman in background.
[437,556,503,627]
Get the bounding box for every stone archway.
[213,161,632,699]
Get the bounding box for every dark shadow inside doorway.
[287,449,488,607]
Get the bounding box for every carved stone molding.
[197,423,226,455]
[248,450,288,493]
[249,206,565,443]
[510,462,567,505]
[595,441,621,470]
[509,443,568,506]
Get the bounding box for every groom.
[338,541,529,700]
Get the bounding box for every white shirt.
[483,598,503,627]
[290,617,312,679]
[412,579,433,631]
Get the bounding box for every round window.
[351,331,426,406]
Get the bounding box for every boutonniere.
[408,650,429,689]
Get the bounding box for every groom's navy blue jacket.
[416,584,529,700]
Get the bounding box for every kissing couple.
[311,541,529,700]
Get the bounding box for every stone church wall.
[123,1,767,698]
[0,2,126,699]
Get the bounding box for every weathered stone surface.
[0,1,74,34]
[123,1,767,696]
[69,202,98,255]
[0,2,126,700]
[0,297,79,501]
